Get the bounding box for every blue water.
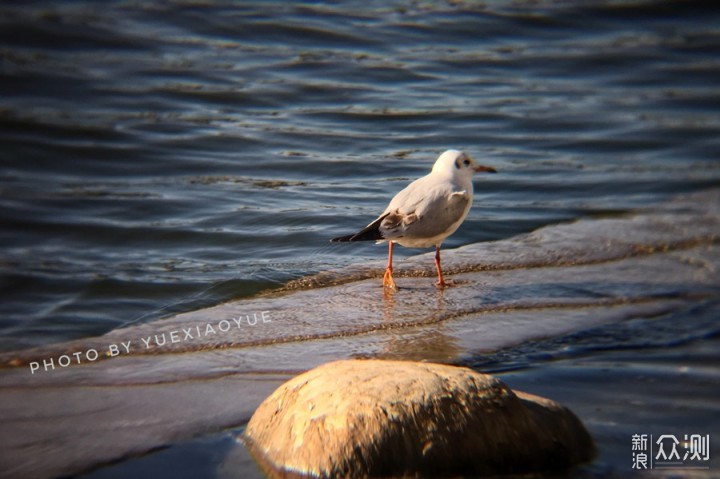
[2,2,720,478]
[2,0,718,352]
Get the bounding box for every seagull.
[331,150,496,289]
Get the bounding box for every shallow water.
[75,311,720,479]
[1,1,720,478]
[2,0,720,351]
[1,190,718,478]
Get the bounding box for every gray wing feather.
[380,177,471,240]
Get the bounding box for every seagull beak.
[474,165,497,173]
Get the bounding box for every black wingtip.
[330,229,384,243]
[330,234,355,243]
[330,214,387,243]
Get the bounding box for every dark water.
[1,2,720,478]
[2,0,719,352]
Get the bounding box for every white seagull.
[331,150,496,289]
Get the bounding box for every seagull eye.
[463,159,470,166]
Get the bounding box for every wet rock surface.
[245,359,595,478]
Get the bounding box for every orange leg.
[434,245,449,288]
[383,242,397,290]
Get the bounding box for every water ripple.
[1,0,719,352]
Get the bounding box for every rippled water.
[2,0,719,351]
[2,2,720,478]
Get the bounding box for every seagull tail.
[330,213,387,242]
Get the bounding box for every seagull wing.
[330,172,472,244]
[380,177,472,241]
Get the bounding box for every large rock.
[244,359,595,477]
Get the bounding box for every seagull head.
[432,150,497,178]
